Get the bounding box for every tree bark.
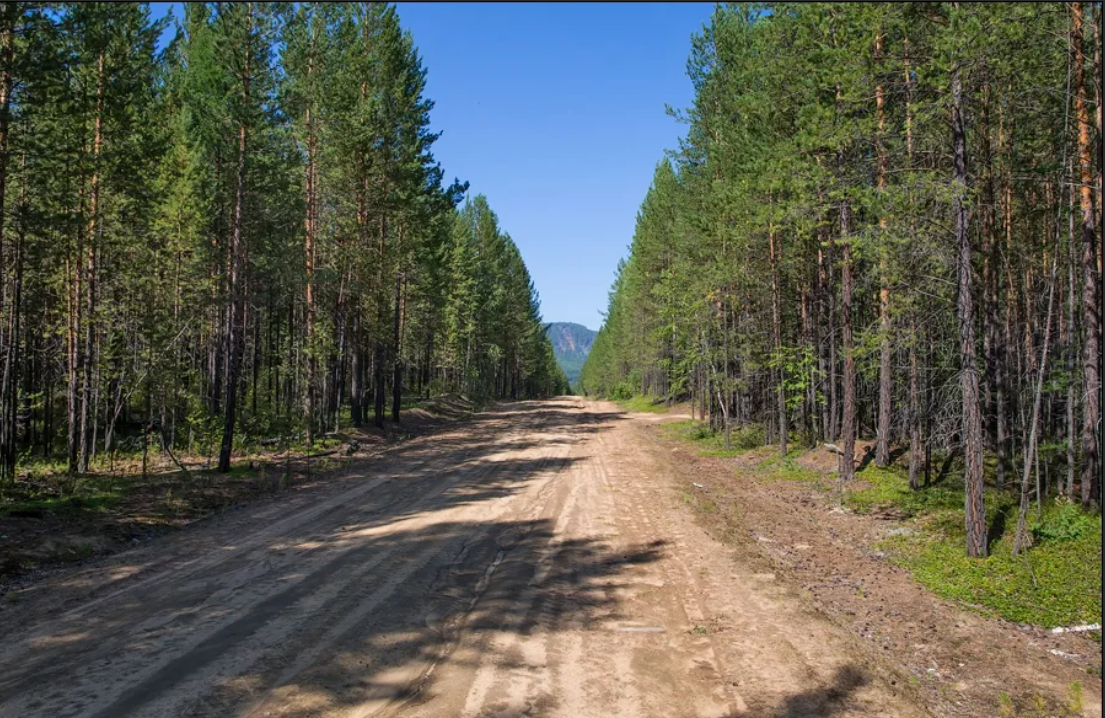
[218,2,252,473]
[0,4,15,483]
[392,226,404,423]
[303,64,316,447]
[840,199,855,484]
[1014,254,1058,554]
[768,221,787,458]
[875,31,893,468]
[952,65,987,558]
[1073,1,1101,506]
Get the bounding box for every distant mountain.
[545,322,597,387]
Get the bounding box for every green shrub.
[731,424,764,450]
[1032,500,1098,543]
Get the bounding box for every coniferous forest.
[0,2,568,483]
[580,2,1102,557]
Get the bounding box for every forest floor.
[0,397,928,718]
[0,395,478,586]
[651,414,1101,718]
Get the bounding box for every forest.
[0,2,568,484]
[580,2,1102,557]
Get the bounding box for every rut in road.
[0,399,922,718]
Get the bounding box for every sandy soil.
[0,398,925,718]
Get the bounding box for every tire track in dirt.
[0,405,571,718]
[0,399,929,718]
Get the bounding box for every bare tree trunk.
[67,183,85,475]
[1073,1,1101,506]
[904,36,923,491]
[840,198,855,484]
[218,2,253,473]
[768,222,787,457]
[392,226,405,423]
[1014,254,1058,554]
[816,227,831,441]
[76,50,105,473]
[1093,2,1102,250]
[1067,160,1078,497]
[980,81,1004,489]
[0,4,16,483]
[952,65,987,558]
[875,31,893,468]
[374,215,387,429]
[303,78,317,447]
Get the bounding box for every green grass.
[1,475,125,517]
[660,419,765,458]
[756,448,822,483]
[844,464,965,516]
[841,461,1101,628]
[882,519,1101,628]
[617,395,670,413]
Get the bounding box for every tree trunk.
[875,31,893,468]
[1073,1,1101,506]
[392,227,405,423]
[0,4,15,483]
[768,222,787,457]
[304,96,316,446]
[1014,254,1058,554]
[840,199,855,484]
[952,65,987,558]
[374,216,387,429]
[218,2,252,473]
[76,50,105,473]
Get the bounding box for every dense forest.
[581,2,1102,556]
[0,2,567,482]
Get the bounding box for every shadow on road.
[0,399,660,718]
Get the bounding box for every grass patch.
[617,395,670,413]
[840,461,1101,628]
[882,518,1101,628]
[1,475,125,518]
[757,449,821,483]
[661,419,764,458]
[843,464,964,516]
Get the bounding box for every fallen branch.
[158,428,192,478]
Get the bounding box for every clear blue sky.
[150,3,713,331]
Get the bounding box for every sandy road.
[0,399,921,718]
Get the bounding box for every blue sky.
[150,3,713,331]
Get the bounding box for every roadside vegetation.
[580,0,1101,585]
[0,3,568,516]
[665,416,1102,631]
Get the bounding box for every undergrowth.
[661,419,763,458]
[845,462,1101,628]
[617,395,670,413]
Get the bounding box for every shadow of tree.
[0,401,882,718]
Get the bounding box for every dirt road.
[0,399,920,718]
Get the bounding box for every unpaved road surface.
[0,399,921,718]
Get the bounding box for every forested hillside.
[580,2,1102,556]
[0,2,567,482]
[545,322,596,386]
